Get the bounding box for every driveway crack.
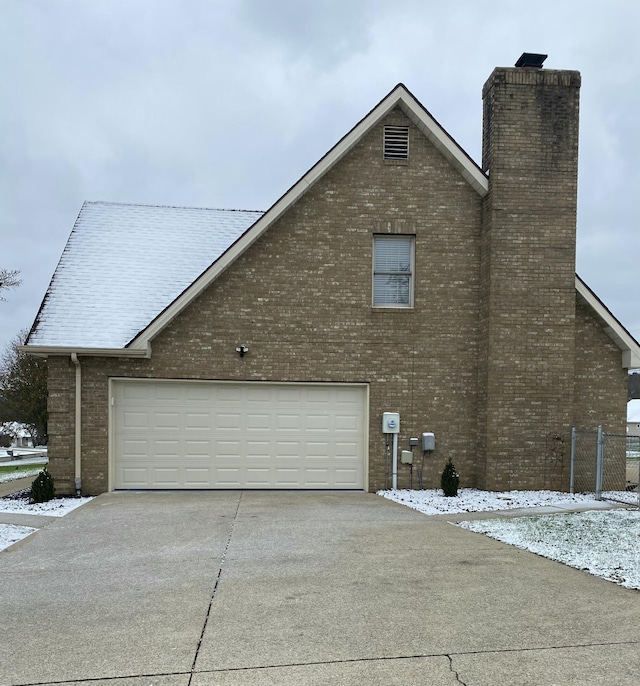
[446,654,468,685]
[188,491,243,685]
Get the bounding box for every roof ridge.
[84,200,265,214]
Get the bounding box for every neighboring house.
[628,400,640,435]
[24,55,640,496]
[0,422,34,448]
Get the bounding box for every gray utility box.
[422,432,435,452]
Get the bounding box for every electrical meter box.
[422,432,435,452]
[382,412,400,433]
[400,450,413,464]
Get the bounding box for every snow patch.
[460,510,640,590]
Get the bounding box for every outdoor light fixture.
[235,344,249,358]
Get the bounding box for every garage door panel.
[275,468,302,484]
[113,381,366,489]
[122,411,149,430]
[276,414,302,430]
[121,438,148,456]
[184,440,211,456]
[306,415,331,431]
[277,388,303,403]
[305,441,330,457]
[246,413,270,430]
[335,442,359,457]
[185,412,211,429]
[245,467,271,485]
[335,469,359,486]
[275,441,301,457]
[216,413,242,430]
[153,440,180,456]
[306,469,330,486]
[245,441,271,458]
[154,412,181,431]
[184,468,211,486]
[214,468,242,486]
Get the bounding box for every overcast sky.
[1,0,639,358]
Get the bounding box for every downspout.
[71,353,82,495]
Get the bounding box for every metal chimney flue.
[515,52,547,68]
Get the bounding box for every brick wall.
[574,296,627,433]
[478,67,581,490]
[46,357,75,493]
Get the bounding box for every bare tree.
[0,268,21,301]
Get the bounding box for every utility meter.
[382,412,400,434]
[422,432,435,452]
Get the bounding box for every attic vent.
[383,126,409,160]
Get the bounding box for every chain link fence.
[570,427,640,507]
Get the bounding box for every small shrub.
[31,467,55,503]
[441,459,460,497]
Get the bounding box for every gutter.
[18,345,151,359]
[70,353,82,495]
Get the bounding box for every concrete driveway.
[1,491,638,685]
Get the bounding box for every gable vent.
[383,125,409,160]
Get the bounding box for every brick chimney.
[477,55,581,490]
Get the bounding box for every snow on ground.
[0,494,93,517]
[380,488,640,590]
[0,524,36,552]
[378,487,638,514]
[460,510,640,590]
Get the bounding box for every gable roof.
[27,84,488,355]
[27,202,263,350]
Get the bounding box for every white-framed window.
[383,125,409,160]
[372,234,415,307]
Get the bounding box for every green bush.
[441,459,460,497]
[31,467,55,503]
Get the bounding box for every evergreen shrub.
[441,459,460,497]
[31,467,55,503]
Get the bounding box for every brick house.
[25,56,640,495]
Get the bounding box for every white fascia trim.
[576,277,640,369]
[395,95,489,197]
[19,345,151,358]
[130,85,488,350]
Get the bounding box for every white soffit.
[131,84,488,349]
[576,276,640,369]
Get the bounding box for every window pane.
[374,236,412,273]
[374,274,410,305]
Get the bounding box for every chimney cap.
[515,53,547,68]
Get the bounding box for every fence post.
[569,426,576,494]
[595,425,604,500]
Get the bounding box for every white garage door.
[112,380,367,490]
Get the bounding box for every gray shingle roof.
[28,201,263,348]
